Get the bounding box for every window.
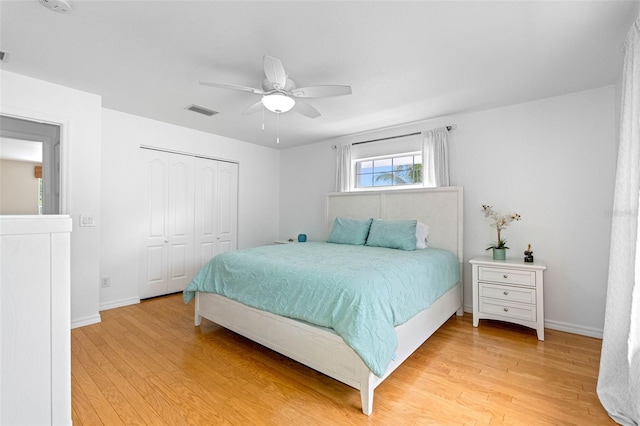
[355,153,423,189]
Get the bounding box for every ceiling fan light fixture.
[39,0,72,13]
[261,94,295,113]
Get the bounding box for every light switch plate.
[79,215,95,227]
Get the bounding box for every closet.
[140,148,238,299]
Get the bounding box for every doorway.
[0,115,61,214]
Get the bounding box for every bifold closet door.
[194,158,238,269]
[140,149,195,298]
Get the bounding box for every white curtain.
[597,16,640,426]
[335,144,351,192]
[423,127,450,187]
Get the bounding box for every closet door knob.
[503,307,509,312]
[503,274,508,279]
[503,291,509,295]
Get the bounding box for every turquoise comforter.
[183,242,459,377]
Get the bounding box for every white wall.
[1,70,103,328]
[99,109,280,310]
[280,86,617,337]
[280,141,336,242]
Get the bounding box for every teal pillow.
[327,217,373,245]
[365,220,417,251]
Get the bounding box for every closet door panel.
[195,158,218,269]
[167,155,195,293]
[140,150,169,299]
[168,243,189,293]
[148,158,168,238]
[217,161,238,254]
[170,157,192,238]
[146,246,165,282]
[199,243,215,266]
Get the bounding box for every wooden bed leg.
[360,371,374,415]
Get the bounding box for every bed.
[184,187,464,415]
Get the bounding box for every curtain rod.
[331,124,457,149]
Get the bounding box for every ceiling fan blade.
[242,101,263,115]
[291,85,352,98]
[263,55,287,89]
[200,81,265,95]
[293,101,321,119]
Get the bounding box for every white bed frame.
[194,187,464,415]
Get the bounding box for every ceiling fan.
[200,55,352,119]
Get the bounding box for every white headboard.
[326,187,464,263]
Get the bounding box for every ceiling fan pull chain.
[261,106,265,130]
[276,112,280,144]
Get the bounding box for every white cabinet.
[470,256,546,340]
[0,215,72,425]
[140,149,238,298]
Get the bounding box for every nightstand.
[470,256,546,340]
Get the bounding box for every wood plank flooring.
[72,293,613,425]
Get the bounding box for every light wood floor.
[72,293,612,425]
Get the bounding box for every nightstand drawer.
[479,299,536,322]
[479,266,535,287]
[479,283,536,304]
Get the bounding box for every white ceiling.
[0,138,43,162]
[0,1,637,149]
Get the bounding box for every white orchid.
[482,205,521,249]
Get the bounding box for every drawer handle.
[503,274,508,279]
[503,308,509,312]
[503,291,509,295]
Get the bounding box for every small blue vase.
[492,248,506,260]
[297,234,307,242]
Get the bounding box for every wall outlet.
[100,276,111,288]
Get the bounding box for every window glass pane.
[407,160,423,184]
[357,160,373,173]
[357,173,373,187]
[373,158,392,173]
[397,172,412,185]
[394,156,413,166]
[373,172,393,186]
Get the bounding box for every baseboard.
[71,313,101,329]
[544,319,603,339]
[463,304,603,339]
[99,296,140,312]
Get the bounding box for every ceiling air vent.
[185,104,218,117]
